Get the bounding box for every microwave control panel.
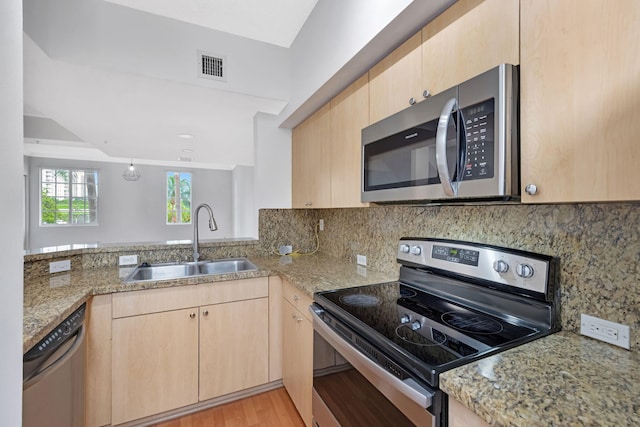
[462,98,495,181]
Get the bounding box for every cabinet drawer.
[282,278,314,321]
[112,277,269,318]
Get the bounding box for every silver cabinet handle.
[525,184,538,195]
[291,313,303,323]
[189,312,196,319]
[202,310,209,316]
[293,295,301,301]
[304,201,313,207]
[423,89,431,98]
[409,97,416,105]
[435,97,467,197]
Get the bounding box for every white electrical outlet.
[49,260,71,273]
[319,219,324,231]
[580,314,630,349]
[357,255,367,266]
[119,255,138,266]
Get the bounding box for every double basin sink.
[124,258,258,282]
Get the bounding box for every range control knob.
[493,259,510,273]
[410,246,422,256]
[399,244,410,253]
[400,314,410,324]
[410,321,422,331]
[516,263,535,278]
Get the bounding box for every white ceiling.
[103,0,318,48]
[22,0,317,169]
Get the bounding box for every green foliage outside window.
[167,172,192,224]
[40,168,98,225]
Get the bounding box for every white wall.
[254,112,292,209]
[231,165,256,238]
[26,158,234,249]
[280,0,454,128]
[288,0,411,109]
[0,0,24,424]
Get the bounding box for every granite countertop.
[23,252,638,426]
[23,253,396,352]
[440,331,640,426]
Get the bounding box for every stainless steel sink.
[124,258,258,282]
[197,258,258,275]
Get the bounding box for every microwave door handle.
[436,97,458,196]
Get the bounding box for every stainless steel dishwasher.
[23,303,86,427]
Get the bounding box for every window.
[166,171,192,224]
[40,168,98,225]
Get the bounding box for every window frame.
[166,171,193,225]
[39,167,99,227]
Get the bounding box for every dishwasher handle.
[23,324,86,390]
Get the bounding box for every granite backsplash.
[258,203,640,350]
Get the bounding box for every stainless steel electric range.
[310,238,560,427]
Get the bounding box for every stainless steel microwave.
[361,64,519,203]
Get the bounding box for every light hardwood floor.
[149,388,305,427]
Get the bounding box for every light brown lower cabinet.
[448,396,491,427]
[108,277,270,425]
[281,277,316,427]
[85,294,112,427]
[282,298,314,427]
[111,308,200,425]
[198,298,269,400]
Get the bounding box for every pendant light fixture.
[122,159,141,181]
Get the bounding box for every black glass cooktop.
[314,281,538,383]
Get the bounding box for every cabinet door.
[369,32,423,123]
[291,103,331,208]
[449,396,491,427]
[111,308,199,425]
[85,294,112,427]
[330,73,370,208]
[199,298,269,401]
[422,0,519,96]
[520,0,640,203]
[282,299,313,427]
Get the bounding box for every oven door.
[311,305,441,427]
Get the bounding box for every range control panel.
[398,238,551,297]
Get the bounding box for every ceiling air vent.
[198,50,226,82]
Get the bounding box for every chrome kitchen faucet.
[193,203,218,263]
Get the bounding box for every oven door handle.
[311,307,434,410]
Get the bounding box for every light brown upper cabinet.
[330,74,370,208]
[292,75,370,209]
[369,32,424,124]
[520,0,640,203]
[368,0,519,125]
[421,0,519,97]
[292,103,331,209]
